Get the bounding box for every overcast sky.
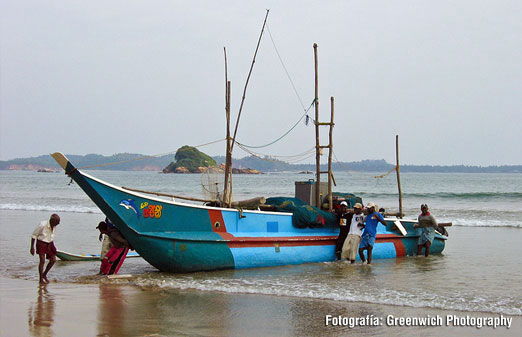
[1,1,521,165]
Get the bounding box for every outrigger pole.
[224,9,270,207]
[373,135,404,218]
[314,43,335,211]
[223,47,232,207]
[396,134,403,218]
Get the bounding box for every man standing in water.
[30,214,60,284]
[415,204,438,257]
[341,203,365,264]
[334,201,350,260]
[358,202,387,264]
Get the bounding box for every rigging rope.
[237,144,314,160]
[374,166,397,179]
[238,99,315,149]
[237,143,316,163]
[235,24,317,150]
[330,149,397,180]
[75,22,318,171]
[266,23,307,111]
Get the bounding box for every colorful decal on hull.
[119,199,141,218]
[140,202,163,219]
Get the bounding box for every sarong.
[36,240,57,260]
[418,227,435,245]
[358,233,376,249]
[100,246,129,275]
[341,234,361,260]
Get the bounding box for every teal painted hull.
[52,153,447,272]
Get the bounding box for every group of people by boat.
[29,202,442,282]
[334,202,440,264]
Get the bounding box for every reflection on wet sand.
[7,276,516,337]
[96,284,229,336]
[91,281,385,337]
[28,284,55,337]
[97,285,123,336]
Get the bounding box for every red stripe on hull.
[228,239,337,248]
[208,210,228,233]
[227,235,336,242]
[376,234,406,257]
[219,232,406,253]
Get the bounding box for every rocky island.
[162,146,263,174]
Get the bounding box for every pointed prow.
[51,152,70,170]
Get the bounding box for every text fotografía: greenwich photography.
[325,314,513,329]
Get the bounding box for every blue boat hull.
[52,153,446,272]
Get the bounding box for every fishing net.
[265,197,338,228]
[329,192,363,209]
[201,166,232,203]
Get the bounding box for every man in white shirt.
[30,214,60,284]
[341,203,365,264]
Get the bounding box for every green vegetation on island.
[162,146,217,173]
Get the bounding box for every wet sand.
[1,277,519,337]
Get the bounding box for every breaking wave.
[0,203,101,214]
[132,273,522,316]
[358,192,522,200]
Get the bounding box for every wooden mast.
[314,43,321,208]
[223,10,269,207]
[230,9,269,154]
[327,97,334,211]
[223,47,232,206]
[396,134,403,218]
[313,44,335,210]
[223,80,232,206]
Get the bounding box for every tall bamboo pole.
[230,9,270,154]
[223,46,232,207]
[224,9,269,207]
[396,135,403,218]
[224,81,232,206]
[314,43,320,208]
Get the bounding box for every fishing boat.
[51,13,447,272]
[51,152,447,272]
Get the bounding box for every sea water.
[1,170,521,316]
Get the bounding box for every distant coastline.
[0,153,520,173]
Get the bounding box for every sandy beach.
[1,276,519,337]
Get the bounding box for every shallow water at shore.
[2,209,521,317]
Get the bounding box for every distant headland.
[0,151,520,173]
